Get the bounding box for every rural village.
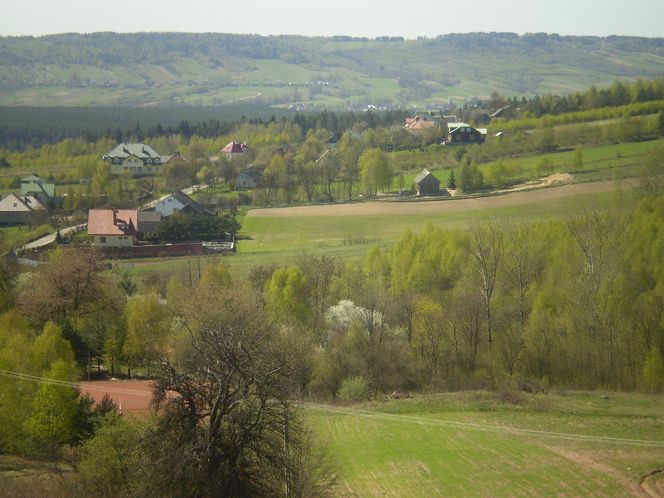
[1,26,664,498]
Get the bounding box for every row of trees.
[486,78,664,118]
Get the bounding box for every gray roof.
[0,193,46,212]
[414,169,439,184]
[104,142,178,164]
[138,210,162,222]
[104,142,162,159]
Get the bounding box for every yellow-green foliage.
[643,348,664,392]
[0,315,78,454]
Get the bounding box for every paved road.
[21,223,86,251]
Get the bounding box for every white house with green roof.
[102,142,178,175]
[20,174,55,198]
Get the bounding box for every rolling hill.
[1,32,664,107]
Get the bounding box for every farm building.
[414,169,441,196]
[0,193,47,226]
[445,123,487,145]
[87,209,138,247]
[102,142,177,175]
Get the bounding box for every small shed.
[415,169,440,196]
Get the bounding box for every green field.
[395,137,664,190]
[121,185,633,281]
[308,391,664,497]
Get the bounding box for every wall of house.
[110,157,144,174]
[417,177,440,195]
[156,196,185,217]
[94,234,135,247]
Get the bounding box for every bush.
[337,376,371,402]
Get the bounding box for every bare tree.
[138,287,335,497]
[467,221,503,345]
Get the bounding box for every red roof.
[87,209,138,236]
[404,116,435,131]
[222,141,247,154]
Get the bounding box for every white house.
[154,190,211,218]
[102,142,177,175]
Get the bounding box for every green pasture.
[121,187,632,282]
[395,138,664,190]
[240,189,627,254]
[308,391,664,496]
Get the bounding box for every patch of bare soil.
[248,178,637,218]
[495,173,575,193]
[640,468,664,498]
[79,380,153,412]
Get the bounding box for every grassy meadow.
[394,137,664,190]
[308,391,664,497]
[120,185,633,281]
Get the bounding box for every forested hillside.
[2,32,664,106]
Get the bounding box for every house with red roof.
[87,209,139,247]
[221,141,247,159]
[403,115,440,133]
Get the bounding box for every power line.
[0,369,152,396]
[303,403,664,448]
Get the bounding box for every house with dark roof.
[0,193,47,225]
[221,141,248,159]
[236,165,263,189]
[445,123,487,145]
[102,142,177,175]
[154,190,211,218]
[87,209,138,247]
[414,169,441,196]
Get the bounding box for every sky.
[1,0,663,39]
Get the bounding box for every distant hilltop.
[1,32,663,108]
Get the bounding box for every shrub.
[337,376,371,402]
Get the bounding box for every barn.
[415,169,440,196]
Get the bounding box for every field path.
[539,444,646,497]
[248,179,637,218]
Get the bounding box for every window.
[99,236,106,243]
[167,198,172,202]
[114,158,120,164]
